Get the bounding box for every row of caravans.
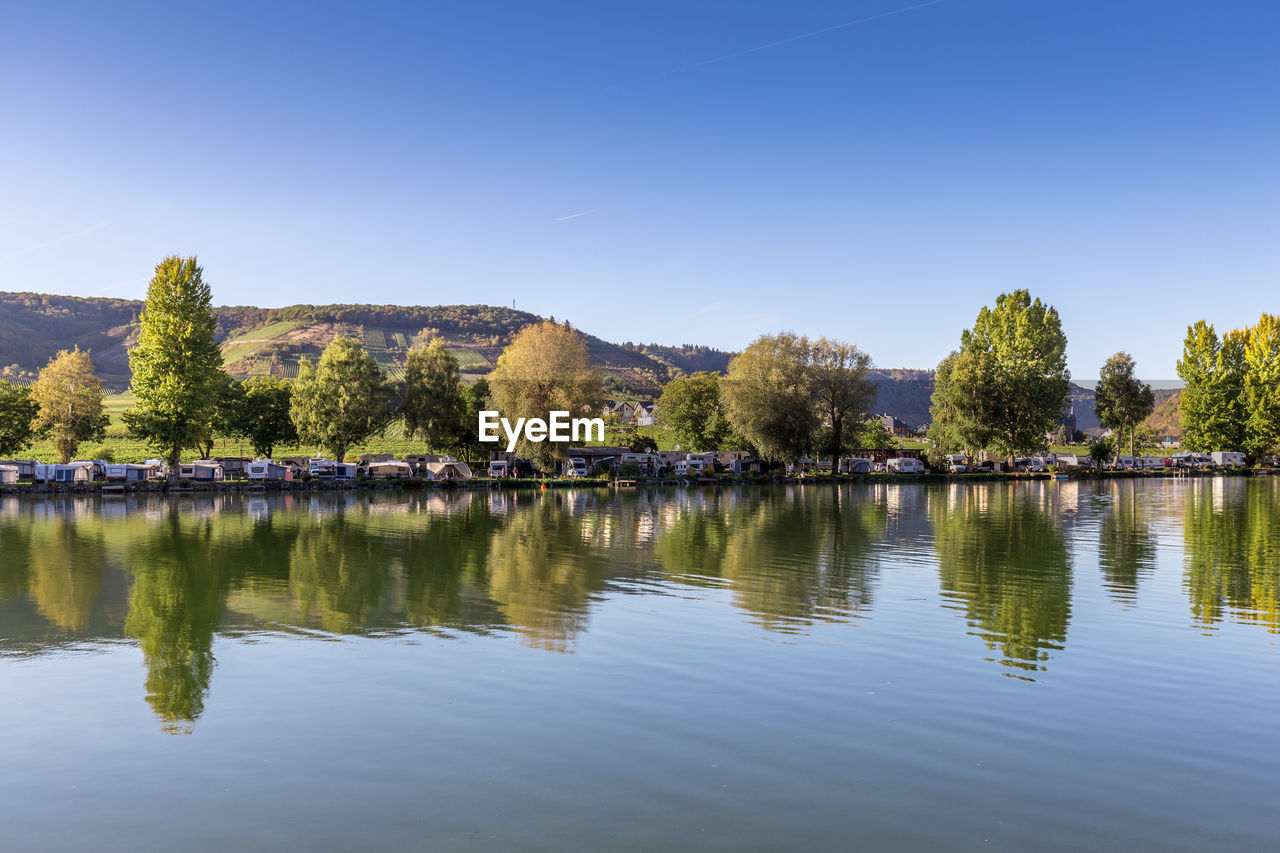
[945,450,1249,474]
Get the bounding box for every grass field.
[447,347,491,369]
[363,327,388,349]
[220,340,267,363]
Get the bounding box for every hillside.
[0,291,727,395]
[1143,390,1183,437]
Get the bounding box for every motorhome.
[886,457,925,474]
[565,457,590,478]
[1171,452,1211,469]
[488,458,510,478]
[945,454,968,473]
[1138,456,1168,470]
[1211,451,1247,467]
[1115,456,1137,471]
[309,459,337,478]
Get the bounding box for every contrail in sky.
[556,208,600,221]
[666,0,947,77]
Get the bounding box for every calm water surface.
[1,480,1278,851]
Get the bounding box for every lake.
[1,479,1278,851]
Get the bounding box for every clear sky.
[2,1,1276,377]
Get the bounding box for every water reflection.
[1097,480,1158,605]
[1182,478,1280,632]
[930,483,1072,677]
[2,481,1279,729]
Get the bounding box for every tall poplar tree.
[1093,352,1155,461]
[124,256,225,470]
[1176,321,1246,452]
[31,347,110,463]
[928,290,1069,459]
[1243,313,1280,457]
[401,339,466,453]
[290,337,394,461]
[0,380,39,458]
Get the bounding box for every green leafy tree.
[1089,435,1115,468]
[721,332,818,464]
[808,338,875,464]
[290,337,395,461]
[123,256,225,470]
[0,380,39,458]
[225,376,297,458]
[1094,352,1155,462]
[401,339,466,453]
[1176,321,1247,452]
[30,347,110,463]
[1243,313,1280,457]
[851,416,897,451]
[928,290,1069,459]
[452,377,492,464]
[487,321,602,471]
[656,371,731,451]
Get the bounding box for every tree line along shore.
[2,255,1279,479]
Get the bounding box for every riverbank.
[0,467,1269,496]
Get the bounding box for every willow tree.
[401,339,466,453]
[289,337,394,461]
[808,337,874,465]
[31,347,110,463]
[928,290,1069,459]
[487,321,601,471]
[123,256,225,470]
[1094,352,1155,461]
[721,332,817,464]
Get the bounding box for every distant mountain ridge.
[1,290,1158,430]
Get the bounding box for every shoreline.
[0,467,1267,497]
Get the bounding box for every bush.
[88,446,115,463]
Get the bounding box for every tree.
[928,290,1069,460]
[290,337,394,462]
[656,372,731,451]
[453,377,491,464]
[1094,352,1155,462]
[721,332,818,464]
[123,256,225,471]
[1089,435,1115,469]
[1177,321,1246,452]
[30,347,110,463]
[401,339,466,453]
[1243,313,1280,457]
[224,376,297,458]
[808,338,874,464]
[487,321,602,471]
[851,416,897,451]
[0,380,39,458]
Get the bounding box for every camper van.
[1137,456,1168,470]
[945,454,968,473]
[675,458,709,477]
[886,457,925,474]
[1211,451,1247,467]
[565,457,590,478]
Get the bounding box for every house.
[105,463,159,483]
[423,461,473,481]
[180,461,225,482]
[635,404,657,427]
[245,460,292,481]
[0,464,18,484]
[879,415,913,438]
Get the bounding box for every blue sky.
[2,1,1276,377]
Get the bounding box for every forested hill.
[0,291,728,394]
[0,291,1163,429]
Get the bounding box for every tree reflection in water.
[931,483,1072,678]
